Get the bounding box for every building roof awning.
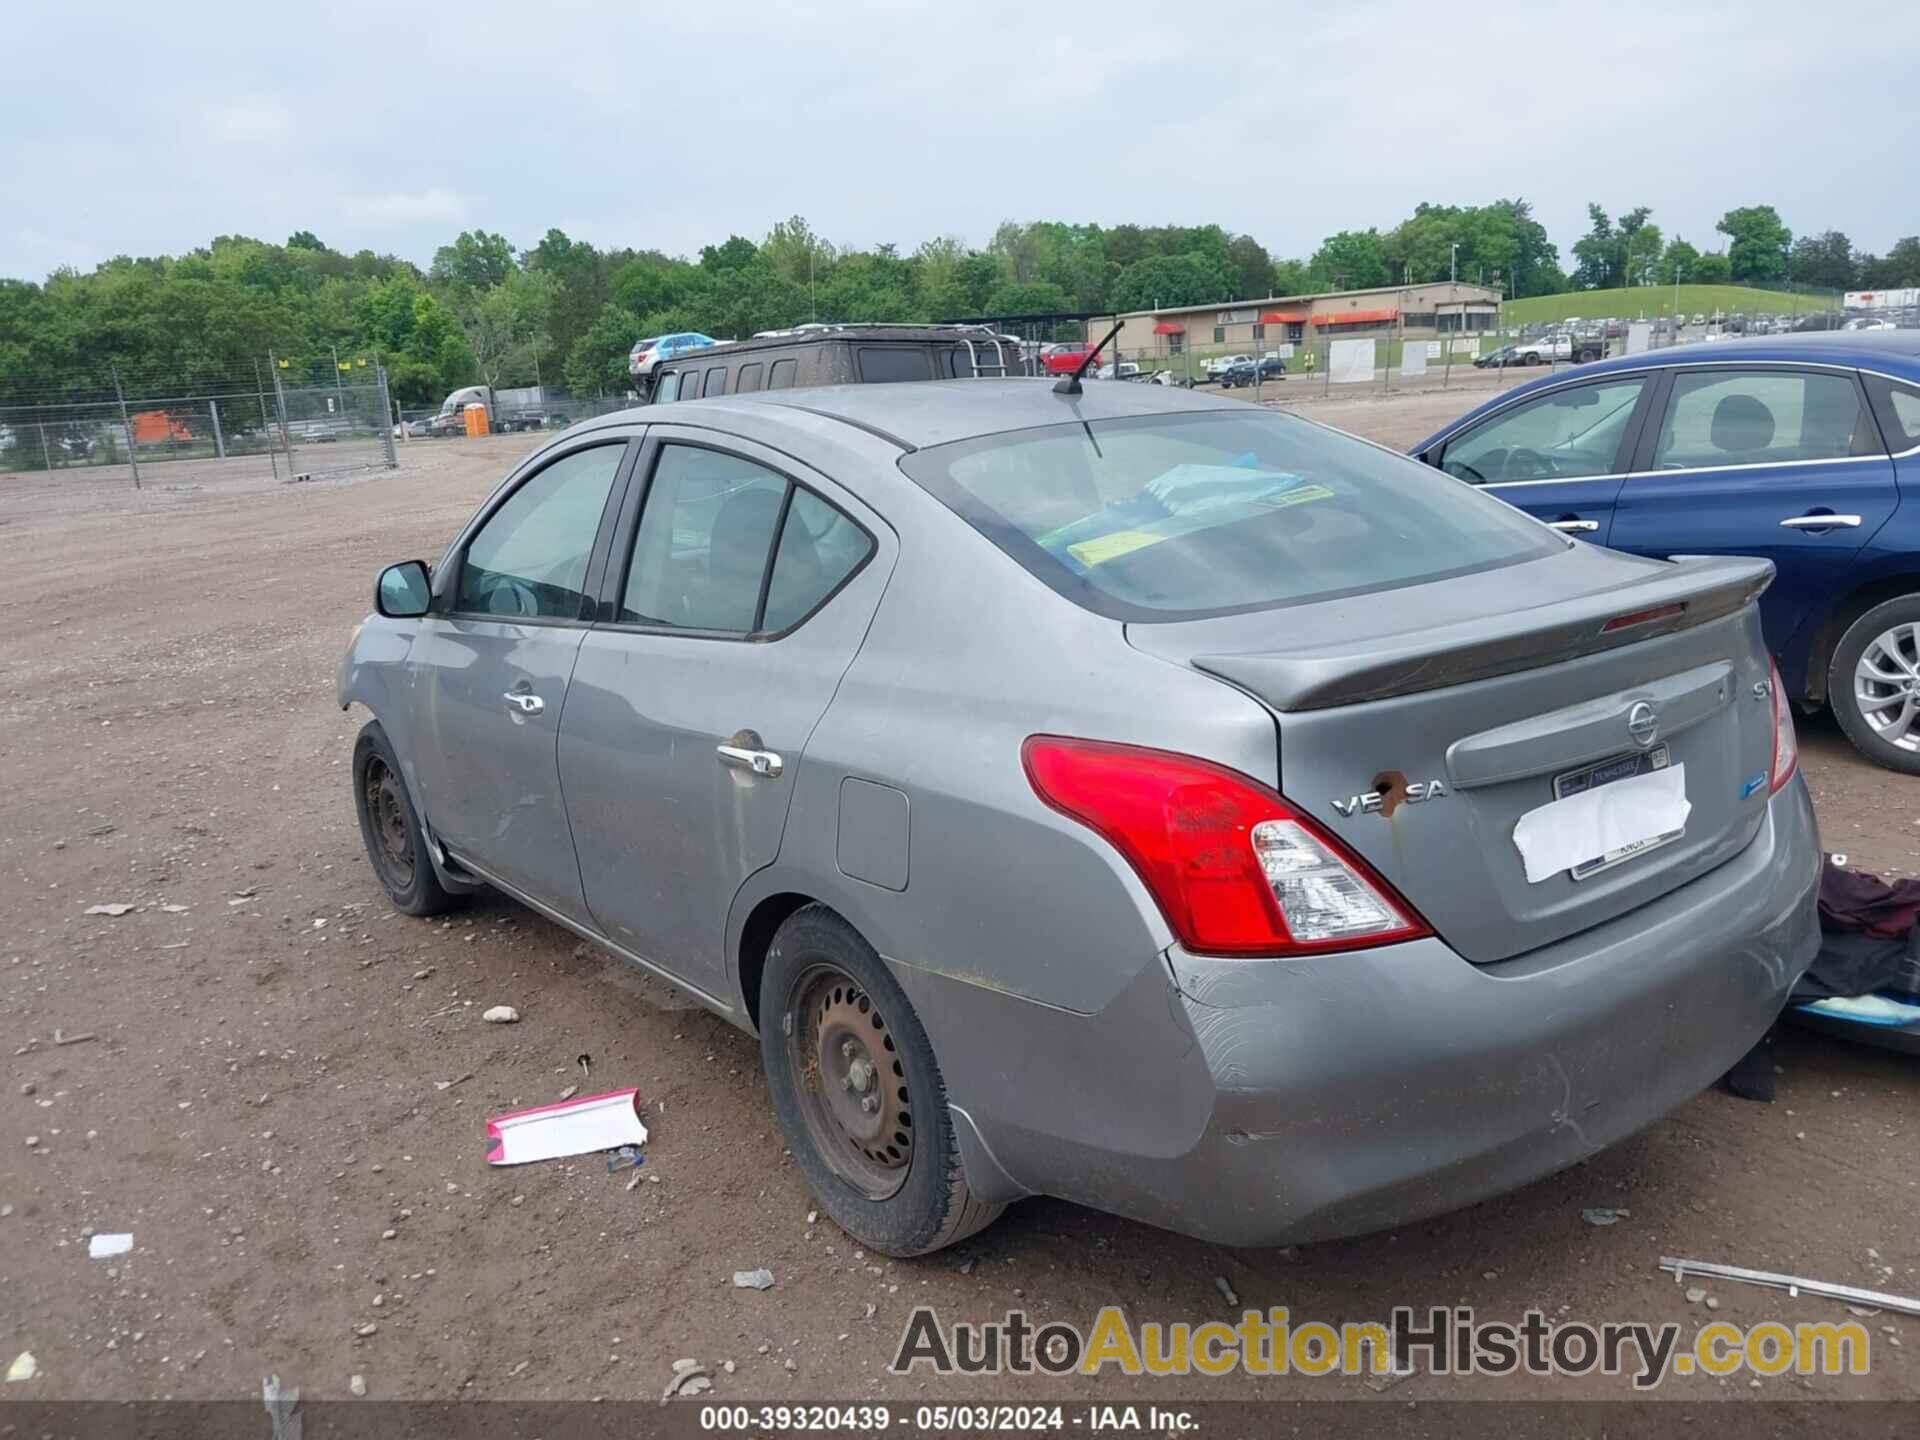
[1152,322,1185,336]
[1315,308,1398,326]
[1260,310,1310,323]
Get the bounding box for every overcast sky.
[4,0,1915,282]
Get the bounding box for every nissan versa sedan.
[339,380,1821,1256]
[1414,332,1920,774]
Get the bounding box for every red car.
[1040,343,1095,375]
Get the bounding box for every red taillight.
[1768,659,1798,793]
[1021,736,1432,957]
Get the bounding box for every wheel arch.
[1800,571,1920,706]
[734,890,818,1034]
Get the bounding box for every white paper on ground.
[1511,763,1690,885]
[484,1087,648,1166]
[87,1233,132,1259]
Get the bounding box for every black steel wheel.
[351,721,463,916]
[760,905,1004,1255]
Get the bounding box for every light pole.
[1450,244,1459,284]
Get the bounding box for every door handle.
[1779,514,1861,530]
[501,691,545,716]
[717,743,784,778]
[1549,518,1599,533]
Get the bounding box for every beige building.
[1094,282,1501,361]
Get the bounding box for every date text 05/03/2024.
[697,1403,1198,1433]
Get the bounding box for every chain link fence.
[391,388,640,443]
[0,356,396,488]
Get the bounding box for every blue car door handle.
[1549,519,1599,533]
[1779,514,1861,530]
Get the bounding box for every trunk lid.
[1127,547,1779,963]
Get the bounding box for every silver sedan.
[340,380,1821,1255]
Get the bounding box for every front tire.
[760,905,1003,1256]
[1829,596,1920,775]
[352,721,464,915]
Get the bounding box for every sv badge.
[1330,778,1447,818]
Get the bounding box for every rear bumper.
[918,777,1821,1247]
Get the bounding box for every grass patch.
[1504,284,1841,326]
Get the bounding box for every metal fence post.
[268,351,295,475]
[38,421,54,473]
[209,398,225,459]
[254,359,280,484]
[111,364,140,490]
[375,363,397,468]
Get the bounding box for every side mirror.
[376,560,432,618]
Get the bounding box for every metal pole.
[254,359,280,484]
[111,364,140,490]
[376,363,397,469]
[269,351,295,474]
[209,398,225,459]
[331,345,347,418]
[38,420,54,473]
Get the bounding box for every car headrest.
[710,486,784,583]
[1710,393,1775,453]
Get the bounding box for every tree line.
[3,201,1916,410]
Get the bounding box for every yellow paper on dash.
[1068,529,1169,567]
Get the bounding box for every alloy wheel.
[1854,621,1920,753]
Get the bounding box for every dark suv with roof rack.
[646,325,1030,404]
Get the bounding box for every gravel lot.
[2,386,1914,1411]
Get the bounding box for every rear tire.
[352,721,464,916]
[760,905,1004,1256]
[1829,595,1920,775]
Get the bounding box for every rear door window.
[703,366,729,398]
[735,362,764,393]
[621,446,784,633]
[768,358,798,390]
[1649,369,1875,469]
[1439,377,1648,483]
[761,489,874,631]
[654,372,681,403]
[1864,375,1920,452]
[619,446,873,635]
[900,410,1562,621]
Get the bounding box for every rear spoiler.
[1194,556,1773,712]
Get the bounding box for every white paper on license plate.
[1511,763,1690,885]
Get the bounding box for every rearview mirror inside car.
[1558,389,1600,408]
[376,560,432,618]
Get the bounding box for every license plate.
[1552,745,1682,879]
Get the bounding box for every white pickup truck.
[1510,333,1605,365]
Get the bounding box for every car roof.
[1571,329,1920,380]
[582,378,1249,451]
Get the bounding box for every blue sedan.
[1414,332,1920,773]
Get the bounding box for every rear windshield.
[898,410,1563,621]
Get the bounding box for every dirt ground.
[2,384,1915,1415]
